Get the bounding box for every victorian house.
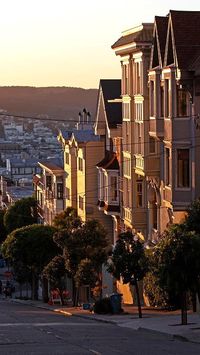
[111,23,154,241]
[57,110,113,235]
[95,79,122,244]
[148,10,200,240]
[33,159,65,225]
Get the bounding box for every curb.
[54,308,117,324]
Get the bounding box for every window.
[152,202,157,229]
[135,61,141,93]
[110,176,118,202]
[177,149,189,188]
[123,64,129,94]
[135,102,143,122]
[78,157,83,171]
[123,157,131,177]
[65,152,69,165]
[79,196,84,210]
[136,180,143,207]
[46,175,52,190]
[57,183,63,199]
[161,86,164,117]
[177,90,188,117]
[123,102,130,120]
[150,81,154,117]
[127,179,131,208]
[165,148,170,186]
[165,79,170,117]
[149,137,156,154]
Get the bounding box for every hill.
[0,86,98,121]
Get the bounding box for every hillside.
[0,86,98,121]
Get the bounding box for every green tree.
[4,197,37,233]
[154,224,200,325]
[0,209,7,243]
[107,231,148,318]
[53,207,82,233]
[185,198,200,234]
[43,255,67,305]
[2,224,59,300]
[54,218,110,306]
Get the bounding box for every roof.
[39,159,64,173]
[99,80,122,128]
[168,10,200,69]
[155,16,168,66]
[96,152,119,170]
[7,158,39,167]
[60,129,100,143]
[112,24,153,49]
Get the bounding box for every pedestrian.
[0,280,2,295]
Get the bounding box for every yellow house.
[58,113,113,234]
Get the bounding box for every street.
[0,300,200,354]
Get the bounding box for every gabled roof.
[59,129,100,145]
[165,10,200,69]
[96,152,119,170]
[112,24,153,49]
[99,79,122,129]
[156,16,168,64]
[150,16,168,69]
[39,159,64,173]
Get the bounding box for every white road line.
[0,322,104,327]
[89,350,101,355]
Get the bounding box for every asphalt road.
[0,299,200,355]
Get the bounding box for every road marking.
[0,322,104,327]
[89,350,101,355]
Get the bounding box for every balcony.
[134,154,144,175]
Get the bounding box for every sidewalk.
[10,298,200,344]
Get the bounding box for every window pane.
[177,149,189,187]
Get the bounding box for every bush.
[143,272,168,308]
[93,297,112,314]
[143,271,181,310]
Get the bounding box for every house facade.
[148,10,200,240]
[112,23,154,241]
[95,79,122,244]
[57,113,113,239]
[33,160,65,225]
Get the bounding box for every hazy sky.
[0,0,199,88]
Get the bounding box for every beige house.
[148,10,200,240]
[112,23,154,240]
[57,112,113,237]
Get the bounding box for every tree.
[107,231,148,318]
[2,224,59,300]
[4,197,37,233]
[43,255,67,305]
[185,199,200,234]
[0,209,7,243]
[53,207,82,233]
[53,218,110,306]
[154,224,200,325]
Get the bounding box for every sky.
[0,0,199,89]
